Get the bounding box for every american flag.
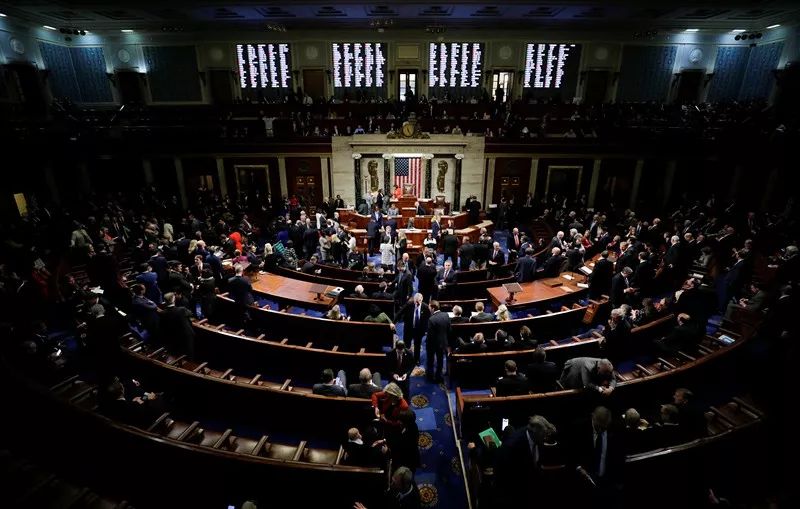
[394,158,422,197]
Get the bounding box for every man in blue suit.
[515,248,538,283]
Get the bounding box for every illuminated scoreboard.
[332,42,386,95]
[236,43,292,91]
[428,42,484,89]
[523,43,581,89]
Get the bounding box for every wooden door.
[302,69,325,100]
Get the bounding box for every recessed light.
[43,25,57,30]
[766,24,780,29]
[121,29,134,33]
[0,13,8,17]
[685,28,699,32]
[732,29,746,33]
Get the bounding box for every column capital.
[454,153,465,160]
[352,153,362,160]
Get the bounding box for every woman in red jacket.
[371,382,409,429]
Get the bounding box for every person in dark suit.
[395,294,430,365]
[416,256,438,303]
[370,281,394,300]
[386,340,415,397]
[567,406,625,507]
[559,357,617,396]
[430,217,442,240]
[525,347,559,393]
[367,219,381,256]
[469,301,495,322]
[393,263,414,308]
[426,300,451,383]
[610,266,634,309]
[589,251,614,299]
[495,360,529,396]
[227,263,255,324]
[602,308,632,363]
[539,247,565,278]
[389,409,421,473]
[495,415,557,505]
[488,242,506,278]
[615,243,638,274]
[347,368,383,399]
[131,284,160,338]
[509,227,524,254]
[515,248,538,283]
[158,292,195,359]
[455,332,487,353]
[631,251,655,295]
[414,201,426,216]
[301,254,319,274]
[655,313,704,354]
[672,387,707,439]
[467,195,481,225]
[441,229,459,264]
[458,236,475,271]
[312,368,347,397]
[719,248,750,312]
[343,427,387,468]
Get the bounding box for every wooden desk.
[486,272,588,309]
[251,273,335,310]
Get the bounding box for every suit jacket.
[540,254,564,277]
[515,256,537,282]
[312,383,347,397]
[301,261,316,274]
[386,348,415,378]
[343,441,384,468]
[566,419,625,483]
[632,259,655,293]
[227,275,254,307]
[442,234,459,256]
[589,258,614,298]
[436,267,458,285]
[426,311,452,350]
[469,312,495,323]
[610,272,631,308]
[489,249,506,266]
[395,301,431,335]
[416,263,438,295]
[525,361,559,393]
[559,357,618,392]
[431,221,441,239]
[347,383,381,399]
[495,373,529,397]
[393,270,414,303]
[159,306,195,358]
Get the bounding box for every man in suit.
[559,357,617,396]
[301,254,319,274]
[525,347,559,393]
[312,368,347,397]
[395,293,430,365]
[515,248,538,283]
[393,263,414,308]
[719,248,750,312]
[343,427,387,468]
[441,229,459,264]
[436,260,457,299]
[495,360,529,396]
[469,301,495,322]
[568,406,625,507]
[509,227,524,255]
[227,263,255,329]
[539,247,565,278]
[615,243,638,274]
[348,368,383,399]
[430,217,442,240]
[610,266,635,309]
[426,300,451,383]
[158,292,195,359]
[455,332,487,353]
[495,415,557,505]
[467,195,481,225]
[458,236,475,271]
[602,308,632,363]
[366,218,380,256]
[386,340,415,397]
[370,281,395,300]
[655,313,704,354]
[589,251,614,299]
[488,242,506,278]
[631,251,655,296]
[416,257,438,303]
[548,231,567,252]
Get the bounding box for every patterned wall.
[70,47,112,102]
[39,42,80,101]
[739,42,784,101]
[707,46,751,102]
[617,45,677,102]
[39,42,111,102]
[143,45,202,102]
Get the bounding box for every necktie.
[397,351,402,369]
[444,270,448,280]
[594,432,604,476]
[414,306,420,328]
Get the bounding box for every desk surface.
[486,272,588,309]
[251,273,335,310]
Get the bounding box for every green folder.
[479,427,502,448]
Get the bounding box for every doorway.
[398,70,417,102]
[302,69,326,99]
[492,71,512,102]
[584,70,610,105]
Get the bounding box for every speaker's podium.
[402,183,416,196]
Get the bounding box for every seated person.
[525,347,558,393]
[469,301,495,322]
[456,332,487,353]
[495,304,511,321]
[301,255,320,274]
[450,305,469,324]
[673,387,707,438]
[348,368,383,399]
[352,284,369,299]
[325,304,348,321]
[621,408,652,454]
[99,377,162,428]
[485,329,511,351]
[515,325,537,350]
[655,313,703,354]
[371,281,395,300]
[343,427,387,468]
[312,368,348,397]
[363,304,396,330]
[651,404,686,448]
[495,360,529,397]
[559,357,617,396]
[371,382,410,430]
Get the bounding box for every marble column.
[424,157,432,198]
[588,159,602,208]
[278,156,288,198]
[353,154,362,202]
[529,157,539,198]
[215,158,228,198]
[173,157,188,210]
[485,157,496,206]
[382,155,391,195]
[320,157,330,199]
[454,154,464,211]
[630,159,644,209]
